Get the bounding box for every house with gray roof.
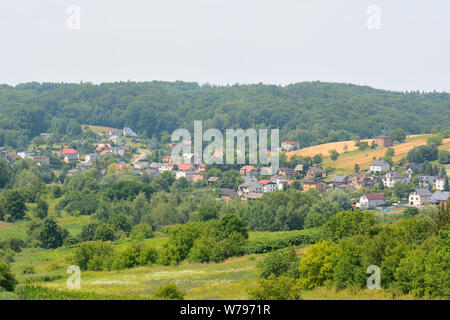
[409,188,432,207]
[370,159,391,173]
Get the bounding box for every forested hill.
[0,81,449,149]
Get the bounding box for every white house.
[409,188,432,207]
[18,151,36,159]
[382,172,410,188]
[434,178,447,191]
[124,127,137,137]
[357,193,385,210]
[259,180,277,193]
[369,159,391,173]
[85,153,101,162]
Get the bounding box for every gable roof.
[62,148,78,154]
[413,188,433,197]
[259,179,275,185]
[177,163,194,171]
[364,193,385,200]
[330,175,348,183]
[430,191,450,202]
[371,159,389,166]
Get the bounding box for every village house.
[305,167,326,180]
[159,163,173,173]
[40,133,54,140]
[271,175,290,190]
[329,175,349,188]
[18,151,36,159]
[348,174,376,190]
[419,176,437,189]
[162,155,172,163]
[246,193,264,201]
[61,148,78,156]
[100,150,112,157]
[192,171,206,183]
[382,172,410,188]
[64,153,79,163]
[429,191,449,205]
[237,181,263,200]
[259,180,277,193]
[240,165,256,176]
[405,163,423,177]
[85,153,101,162]
[207,176,221,186]
[133,161,149,170]
[111,146,126,157]
[220,188,237,202]
[278,167,296,177]
[294,164,303,175]
[409,188,432,207]
[281,141,300,152]
[434,178,447,191]
[109,128,122,137]
[123,127,137,137]
[370,159,391,173]
[357,193,385,210]
[76,162,92,171]
[33,155,50,166]
[302,180,327,193]
[374,135,393,147]
[176,163,194,172]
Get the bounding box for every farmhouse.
[429,191,450,205]
[259,180,277,193]
[294,164,303,175]
[329,175,349,188]
[64,153,79,163]
[419,176,437,189]
[281,141,300,152]
[192,171,206,183]
[357,193,385,210]
[409,188,432,207]
[434,178,447,191]
[348,174,376,189]
[237,181,263,200]
[382,172,410,188]
[33,155,50,166]
[369,159,391,173]
[302,180,327,193]
[220,188,236,202]
[374,135,393,147]
[305,167,326,180]
[278,167,296,177]
[85,153,101,162]
[240,165,256,176]
[18,151,36,159]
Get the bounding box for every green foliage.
[246,228,322,254]
[329,149,339,161]
[297,241,338,289]
[385,148,395,158]
[407,145,439,163]
[79,223,100,242]
[257,247,299,279]
[323,209,376,242]
[0,159,10,188]
[72,241,114,271]
[129,223,154,240]
[249,275,302,300]
[333,237,367,289]
[0,261,18,292]
[35,199,49,219]
[391,128,406,142]
[437,150,450,164]
[0,238,26,253]
[94,224,115,242]
[152,283,185,300]
[4,190,26,221]
[28,218,70,249]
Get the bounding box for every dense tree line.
[1,81,449,150]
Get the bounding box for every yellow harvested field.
[286,134,449,173]
[286,139,373,158]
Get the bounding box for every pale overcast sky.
[0,0,449,92]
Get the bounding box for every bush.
[22,266,36,275]
[323,209,376,242]
[248,275,302,300]
[297,241,338,289]
[72,241,114,271]
[246,228,322,254]
[0,261,18,291]
[257,247,299,279]
[0,238,26,253]
[137,246,158,266]
[94,224,115,242]
[152,283,185,300]
[130,223,154,240]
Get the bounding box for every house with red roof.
[100,150,112,156]
[240,165,256,176]
[61,148,78,155]
[259,180,277,193]
[177,163,194,172]
[357,193,385,210]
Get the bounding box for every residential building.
[64,153,79,163]
[305,167,326,180]
[302,180,327,193]
[382,172,410,188]
[220,188,236,202]
[294,164,303,175]
[348,174,376,190]
[374,135,393,147]
[259,180,277,193]
[329,175,349,188]
[85,153,101,162]
[237,181,263,200]
[434,178,447,191]
[134,161,149,170]
[419,176,437,189]
[429,191,450,205]
[240,165,256,176]
[409,188,433,207]
[281,141,300,152]
[357,193,385,210]
[33,156,50,166]
[123,127,137,137]
[207,176,221,186]
[278,167,296,177]
[192,171,206,183]
[370,159,391,173]
[18,151,36,159]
